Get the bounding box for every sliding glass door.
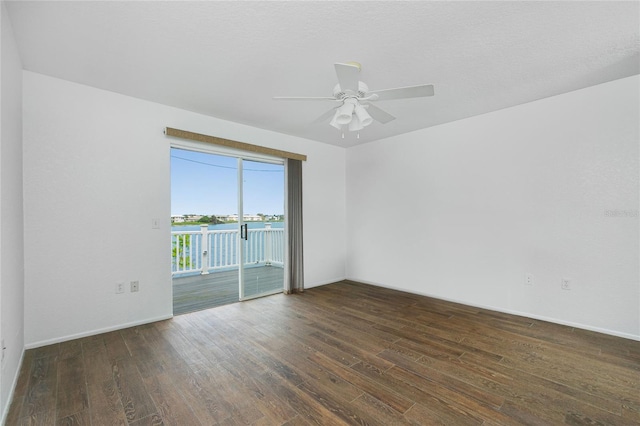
[171,145,285,314]
[239,159,285,300]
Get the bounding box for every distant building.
[172,214,281,223]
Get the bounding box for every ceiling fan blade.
[312,108,337,124]
[369,84,434,101]
[273,96,337,101]
[334,63,360,93]
[366,104,396,124]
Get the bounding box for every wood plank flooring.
[173,265,284,315]
[6,280,640,425]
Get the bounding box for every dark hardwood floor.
[6,281,640,425]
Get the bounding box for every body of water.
[171,221,284,232]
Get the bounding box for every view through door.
[240,159,286,300]
[171,147,285,315]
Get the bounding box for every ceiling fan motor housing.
[333,82,369,101]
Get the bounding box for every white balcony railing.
[172,223,284,276]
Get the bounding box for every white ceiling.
[6,1,639,148]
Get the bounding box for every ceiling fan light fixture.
[329,110,342,130]
[336,98,357,124]
[349,115,364,132]
[354,104,373,127]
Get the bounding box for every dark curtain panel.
[286,158,304,294]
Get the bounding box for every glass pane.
[241,159,285,299]
[171,148,239,314]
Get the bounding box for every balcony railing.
[172,223,284,276]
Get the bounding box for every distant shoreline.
[172,220,284,227]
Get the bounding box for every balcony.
[171,223,284,314]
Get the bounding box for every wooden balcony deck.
[172,265,284,315]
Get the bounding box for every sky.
[171,148,285,216]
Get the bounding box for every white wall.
[19,64,638,348]
[346,75,639,340]
[0,1,24,419]
[23,71,346,347]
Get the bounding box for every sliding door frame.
[170,139,289,297]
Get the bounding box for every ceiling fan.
[273,62,434,134]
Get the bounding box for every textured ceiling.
[6,1,639,148]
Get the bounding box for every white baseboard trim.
[24,314,174,349]
[1,349,25,425]
[23,279,347,349]
[346,278,640,342]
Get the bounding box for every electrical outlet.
[525,273,534,286]
[561,278,571,290]
[116,281,125,294]
[130,281,139,292]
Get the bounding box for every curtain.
[286,158,304,294]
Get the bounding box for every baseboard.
[345,277,640,342]
[1,349,25,425]
[24,280,345,349]
[24,314,174,349]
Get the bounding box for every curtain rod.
[164,127,307,162]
